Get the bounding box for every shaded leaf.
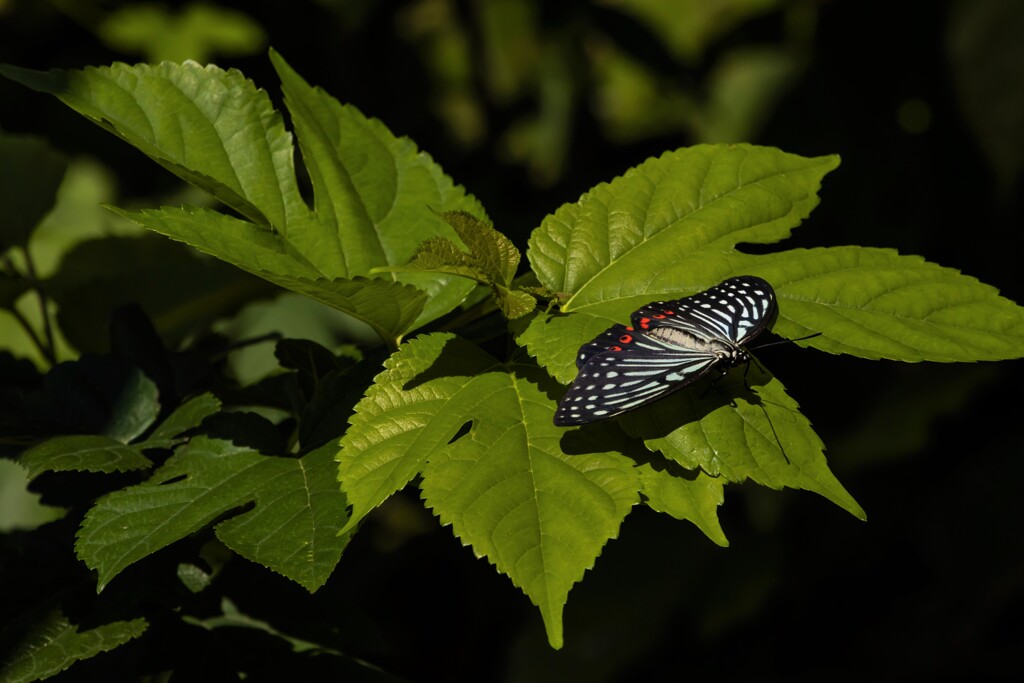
[141,393,221,448]
[77,436,349,592]
[0,609,146,683]
[0,132,68,250]
[19,435,152,482]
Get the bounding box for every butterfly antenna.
[749,331,822,351]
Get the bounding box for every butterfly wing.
[554,330,720,426]
[555,276,779,426]
[632,276,777,345]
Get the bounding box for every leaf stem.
[20,246,57,364]
[1,250,56,365]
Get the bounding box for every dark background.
[1,0,1022,680]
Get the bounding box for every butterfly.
[554,276,779,426]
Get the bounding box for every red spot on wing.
[639,317,651,329]
[652,314,666,319]
[618,334,633,344]
[609,345,622,352]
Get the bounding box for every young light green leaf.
[18,435,152,481]
[621,367,865,520]
[437,210,521,285]
[638,463,728,547]
[77,436,349,592]
[753,246,1024,362]
[0,610,146,683]
[337,333,640,648]
[495,287,537,319]
[377,211,533,317]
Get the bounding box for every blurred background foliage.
[1,0,1023,680]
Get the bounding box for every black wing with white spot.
[631,275,777,345]
[554,276,778,426]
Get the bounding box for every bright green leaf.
[338,333,640,648]
[622,367,865,520]
[638,463,728,546]
[528,144,835,305]
[0,60,301,230]
[77,436,349,592]
[753,246,1024,362]
[269,49,481,328]
[0,609,146,683]
[522,144,838,379]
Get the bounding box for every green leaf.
[0,60,301,229]
[528,144,835,305]
[269,49,481,328]
[141,393,221,448]
[521,144,838,380]
[110,205,428,344]
[521,144,1024,381]
[437,210,521,285]
[638,463,728,547]
[0,271,30,309]
[77,435,349,592]
[0,132,68,250]
[18,435,152,481]
[622,366,865,520]
[337,333,640,648]
[752,246,1024,362]
[3,56,488,341]
[378,211,533,318]
[98,3,266,63]
[0,609,146,683]
[495,286,537,319]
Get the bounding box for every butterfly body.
[554,276,777,426]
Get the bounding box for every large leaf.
[622,366,865,519]
[520,145,1024,383]
[0,610,146,683]
[0,60,300,228]
[2,54,487,341]
[752,247,1024,362]
[19,394,220,480]
[269,49,480,328]
[337,333,640,648]
[109,206,428,343]
[77,436,349,592]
